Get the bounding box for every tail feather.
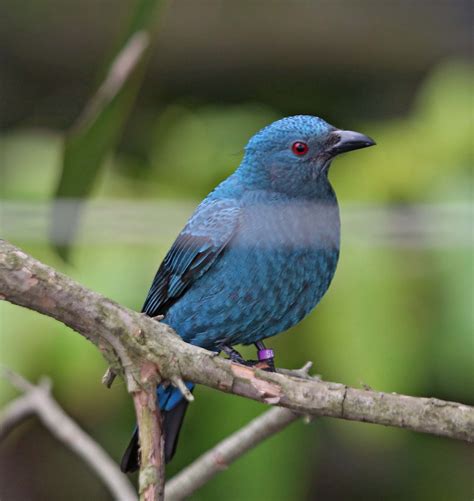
[120,383,194,473]
[163,398,190,463]
[120,428,139,473]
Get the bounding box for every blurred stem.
[165,406,301,500]
[73,32,150,132]
[52,0,164,261]
[0,368,137,501]
[165,363,314,499]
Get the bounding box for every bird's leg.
[254,341,276,372]
[218,344,247,365]
[218,343,276,372]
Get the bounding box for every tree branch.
[0,239,473,485]
[132,363,165,501]
[165,363,315,499]
[165,407,302,500]
[0,394,35,441]
[0,368,137,501]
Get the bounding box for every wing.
[142,199,240,317]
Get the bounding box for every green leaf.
[51,0,163,261]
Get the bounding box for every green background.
[0,1,472,500]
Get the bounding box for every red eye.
[291,141,309,156]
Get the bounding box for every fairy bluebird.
[121,115,375,472]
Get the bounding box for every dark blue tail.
[120,382,195,473]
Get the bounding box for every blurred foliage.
[0,42,473,501]
[52,0,162,260]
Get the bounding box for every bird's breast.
[231,197,339,299]
[236,196,340,254]
[164,194,341,347]
[213,197,340,345]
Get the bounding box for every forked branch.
[1,239,473,500]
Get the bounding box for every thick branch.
[0,369,137,501]
[133,363,165,501]
[1,239,473,444]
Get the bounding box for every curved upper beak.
[327,129,376,156]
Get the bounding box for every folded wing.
[142,199,240,317]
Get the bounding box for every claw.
[218,344,247,364]
[218,343,276,372]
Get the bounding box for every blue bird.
[120,115,374,472]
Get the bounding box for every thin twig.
[165,407,299,500]
[277,361,317,380]
[102,367,117,388]
[0,394,35,440]
[170,377,194,403]
[0,369,137,501]
[164,364,315,499]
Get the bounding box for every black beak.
[327,130,376,156]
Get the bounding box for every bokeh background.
[0,1,472,500]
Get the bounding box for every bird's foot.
[218,343,276,372]
[242,358,275,372]
[218,344,247,365]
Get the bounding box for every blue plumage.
[121,115,375,472]
[158,383,195,411]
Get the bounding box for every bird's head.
[240,115,375,197]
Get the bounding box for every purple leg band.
[257,348,274,361]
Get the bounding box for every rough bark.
[1,238,473,447]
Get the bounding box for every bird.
[120,115,375,472]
